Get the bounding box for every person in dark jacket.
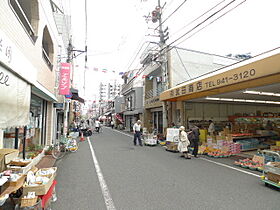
[189,124,200,158]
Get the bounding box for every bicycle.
[52,135,79,159]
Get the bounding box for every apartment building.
[0,0,69,149]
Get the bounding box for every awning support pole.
[23,126,27,159]
[14,127,19,149]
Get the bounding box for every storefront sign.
[53,103,64,109]
[0,35,12,64]
[160,50,280,101]
[145,96,162,109]
[0,29,36,84]
[0,66,31,128]
[59,63,71,95]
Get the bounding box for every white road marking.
[88,139,116,210]
[200,157,261,178]
[112,128,261,178]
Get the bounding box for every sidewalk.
[35,155,56,169]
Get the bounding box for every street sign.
[53,103,64,109]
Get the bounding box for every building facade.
[0,0,69,150]
[121,70,144,131]
[143,47,238,134]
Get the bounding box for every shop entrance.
[152,111,163,134]
[29,94,48,146]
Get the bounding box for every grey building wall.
[169,47,238,87]
[115,96,124,113]
[134,87,143,110]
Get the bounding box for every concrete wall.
[115,96,124,113]
[134,87,143,110]
[169,47,238,87]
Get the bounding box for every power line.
[124,0,245,87]
[176,0,247,47]
[171,0,227,37]
[152,0,246,63]
[124,29,149,71]
[155,0,189,30]
[167,0,237,48]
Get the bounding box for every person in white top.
[208,120,215,135]
[95,120,101,133]
[178,126,191,159]
[133,120,142,146]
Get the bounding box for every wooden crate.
[21,196,38,207]
[267,172,280,183]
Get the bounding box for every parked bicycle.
[52,135,79,159]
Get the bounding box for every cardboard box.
[8,162,33,175]
[0,149,19,164]
[0,149,19,172]
[5,174,26,187]
[267,172,280,183]
[22,172,56,196]
[166,142,178,151]
[270,145,280,151]
[216,136,226,141]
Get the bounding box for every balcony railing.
[42,48,53,70]
[11,0,37,42]
[145,87,164,99]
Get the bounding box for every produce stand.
[142,133,157,146]
[260,150,280,188]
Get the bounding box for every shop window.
[42,26,54,70]
[9,0,39,43]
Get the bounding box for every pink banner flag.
[59,63,71,95]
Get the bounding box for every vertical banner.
[59,63,71,95]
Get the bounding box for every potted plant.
[35,144,44,154]
[44,145,53,155]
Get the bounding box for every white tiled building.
[0,0,70,149]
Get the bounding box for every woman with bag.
[178,126,191,159]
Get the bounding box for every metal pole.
[14,127,19,149]
[23,126,27,159]
[157,0,168,130]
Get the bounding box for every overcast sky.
[68,0,280,100]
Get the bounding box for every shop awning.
[0,65,31,128]
[32,82,57,102]
[115,114,124,123]
[104,112,111,116]
[70,88,84,103]
[160,48,280,102]
[123,109,143,115]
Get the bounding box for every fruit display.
[234,158,264,171]
[207,150,232,158]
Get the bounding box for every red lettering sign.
[59,63,71,95]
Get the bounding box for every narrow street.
[53,127,279,210]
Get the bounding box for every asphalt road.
[52,127,280,210]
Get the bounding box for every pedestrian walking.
[133,120,143,146]
[189,124,200,158]
[95,120,101,133]
[178,126,191,159]
[208,120,215,135]
[111,120,114,129]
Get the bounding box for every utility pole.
[154,0,169,130]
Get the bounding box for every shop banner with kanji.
[59,63,71,95]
